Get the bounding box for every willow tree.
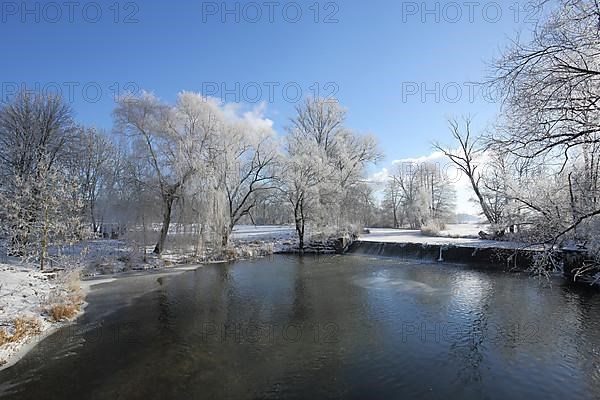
[212,116,279,246]
[114,93,198,255]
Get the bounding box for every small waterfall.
[347,241,440,261]
[346,240,538,272]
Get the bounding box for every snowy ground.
[228,223,529,250]
[361,224,526,249]
[231,224,297,252]
[0,263,82,370]
[439,223,489,238]
[231,224,296,240]
[47,225,300,277]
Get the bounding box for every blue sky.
[1,0,536,207]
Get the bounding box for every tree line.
[0,91,381,265]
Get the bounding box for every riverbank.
[0,264,85,370]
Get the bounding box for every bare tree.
[289,97,346,156]
[0,91,78,255]
[69,128,118,234]
[383,178,403,228]
[114,93,196,255]
[489,0,600,160]
[217,130,279,246]
[387,161,455,229]
[434,117,503,226]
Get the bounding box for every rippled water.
[1,255,600,399]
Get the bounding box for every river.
[1,255,599,399]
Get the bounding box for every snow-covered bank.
[0,264,84,370]
[360,227,525,249]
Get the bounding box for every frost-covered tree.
[114,92,198,254]
[387,162,455,229]
[0,159,84,269]
[212,113,279,246]
[280,137,331,250]
[0,91,78,256]
[490,0,600,159]
[287,97,381,232]
[486,0,600,277]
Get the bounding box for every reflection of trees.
[564,289,600,395]
[446,273,494,387]
[290,256,310,321]
[156,287,176,343]
[252,255,375,398]
[445,270,600,395]
[4,257,600,398]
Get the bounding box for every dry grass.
[0,328,9,347]
[47,303,80,322]
[44,268,85,322]
[12,318,42,341]
[44,291,84,322]
[0,317,42,347]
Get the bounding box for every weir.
[346,240,537,271]
[347,240,598,285]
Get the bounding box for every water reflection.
[0,255,599,399]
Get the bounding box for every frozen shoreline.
[0,264,77,371]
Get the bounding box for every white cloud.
[241,102,275,134]
[199,96,276,143]
[368,167,390,183]
[392,151,446,165]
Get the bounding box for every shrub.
[420,221,445,237]
[44,268,85,322]
[12,317,42,341]
[57,268,82,293]
[48,303,80,322]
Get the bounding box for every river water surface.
[1,255,599,399]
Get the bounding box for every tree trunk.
[90,201,97,236]
[294,199,305,253]
[296,220,304,252]
[40,205,49,271]
[469,175,497,225]
[153,196,174,255]
[222,226,230,247]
